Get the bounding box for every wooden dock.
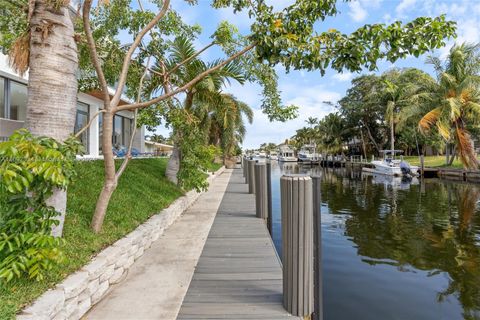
[177,168,300,320]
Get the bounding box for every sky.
[150,0,480,149]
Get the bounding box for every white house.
[0,52,145,158]
[144,141,173,156]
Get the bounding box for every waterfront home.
[0,53,146,158]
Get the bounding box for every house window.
[74,102,89,153]
[123,117,132,145]
[9,81,27,121]
[113,115,123,147]
[113,115,133,149]
[0,76,27,121]
[98,114,134,152]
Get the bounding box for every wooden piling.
[248,160,256,194]
[280,175,314,317]
[266,161,273,235]
[311,176,323,320]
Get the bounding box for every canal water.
[266,161,480,320]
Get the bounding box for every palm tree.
[317,113,348,154]
[148,37,245,183]
[9,0,78,236]
[207,94,253,166]
[417,43,480,169]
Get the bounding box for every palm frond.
[418,107,441,132]
[455,126,478,170]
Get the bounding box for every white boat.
[269,151,278,161]
[278,145,297,162]
[363,150,419,176]
[297,144,320,164]
[258,151,266,158]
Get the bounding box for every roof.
[145,141,173,148]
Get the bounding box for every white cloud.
[333,72,354,82]
[383,13,393,24]
[396,0,416,18]
[361,0,383,8]
[456,18,480,44]
[242,84,342,148]
[348,1,368,22]
[224,82,263,109]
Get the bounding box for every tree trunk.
[364,123,380,154]
[390,116,395,153]
[448,145,456,166]
[359,128,367,159]
[166,144,181,185]
[26,1,78,237]
[445,142,450,166]
[91,111,117,233]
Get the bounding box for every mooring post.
[243,157,248,181]
[248,160,257,194]
[254,163,268,220]
[311,176,323,320]
[245,159,250,184]
[280,175,314,317]
[266,161,273,235]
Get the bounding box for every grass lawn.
[0,158,186,319]
[403,155,466,169]
[207,162,224,173]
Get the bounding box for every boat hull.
[279,157,298,162]
[363,162,420,176]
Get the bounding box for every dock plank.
[177,168,300,320]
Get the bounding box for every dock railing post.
[280,175,314,317]
[311,176,323,320]
[245,159,250,184]
[248,160,257,194]
[266,161,273,235]
[255,163,268,220]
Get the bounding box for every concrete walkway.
[85,170,233,320]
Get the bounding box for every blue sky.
[152,0,480,148]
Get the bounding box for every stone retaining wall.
[17,167,225,320]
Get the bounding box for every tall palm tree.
[8,0,78,236]
[317,113,348,154]
[206,94,253,163]
[417,43,480,169]
[147,37,245,183]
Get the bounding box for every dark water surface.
[266,161,480,320]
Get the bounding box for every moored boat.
[269,151,278,160]
[278,145,297,162]
[297,144,320,164]
[362,150,419,176]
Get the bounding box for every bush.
[0,129,82,282]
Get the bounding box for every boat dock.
[177,168,300,319]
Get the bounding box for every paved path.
[177,168,300,320]
[85,170,233,320]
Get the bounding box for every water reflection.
[269,162,480,320]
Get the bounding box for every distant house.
[0,53,146,158]
[144,141,173,156]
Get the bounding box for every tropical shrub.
[0,129,82,282]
